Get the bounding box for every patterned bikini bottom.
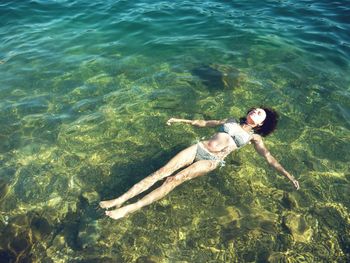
[195,143,226,167]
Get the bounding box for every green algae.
[0,48,349,263]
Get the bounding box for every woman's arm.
[251,134,300,190]
[166,118,227,127]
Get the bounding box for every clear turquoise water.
[0,0,349,262]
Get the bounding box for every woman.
[100,107,300,220]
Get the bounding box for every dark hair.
[240,107,279,137]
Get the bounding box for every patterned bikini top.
[219,118,253,148]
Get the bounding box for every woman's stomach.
[201,132,237,154]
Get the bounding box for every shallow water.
[0,0,349,262]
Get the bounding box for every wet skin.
[100,108,300,220]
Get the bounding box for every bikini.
[195,118,253,165]
[219,118,253,148]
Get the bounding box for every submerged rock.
[82,190,100,205]
[191,65,225,90]
[77,221,102,249]
[0,179,9,202]
[282,213,313,242]
[217,206,241,225]
[191,64,247,91]
[30,216,52,240]
[280,192,297,210]
[136,255,162,263]
[0,249,16,263]
[9,235,31,254]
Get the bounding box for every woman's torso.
[201,120,253,159]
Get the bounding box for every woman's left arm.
[251,134,300,190]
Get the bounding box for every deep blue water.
[0,0,349,262]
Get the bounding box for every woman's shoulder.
[251,133,263,142]
[225,118,239,123]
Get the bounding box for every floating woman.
[99,107,300,220]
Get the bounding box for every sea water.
[0,0,349,262]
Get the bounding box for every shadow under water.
[191,65,246,92]
[191,65,226,91]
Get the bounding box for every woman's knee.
[193,160,219,172]
[209,160,220,170]
[186,161,218,179]
[165,175,180,184]
[165,160,218,184]
[152,166,171,180]
[164,175,185,188]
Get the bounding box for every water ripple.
[0,0,349,262]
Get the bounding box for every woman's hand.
[252,135,301,191]
[291,178,300,190]
[167,118,180,125]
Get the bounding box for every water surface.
[0,0,349,262]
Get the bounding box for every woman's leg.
[99,144,198,209]
[105,160,219,220]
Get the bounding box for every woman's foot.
[99,198,123,209]
[105,206,130,220]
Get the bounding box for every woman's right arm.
[166,118,226,127]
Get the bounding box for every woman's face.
[247,108,266,126]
